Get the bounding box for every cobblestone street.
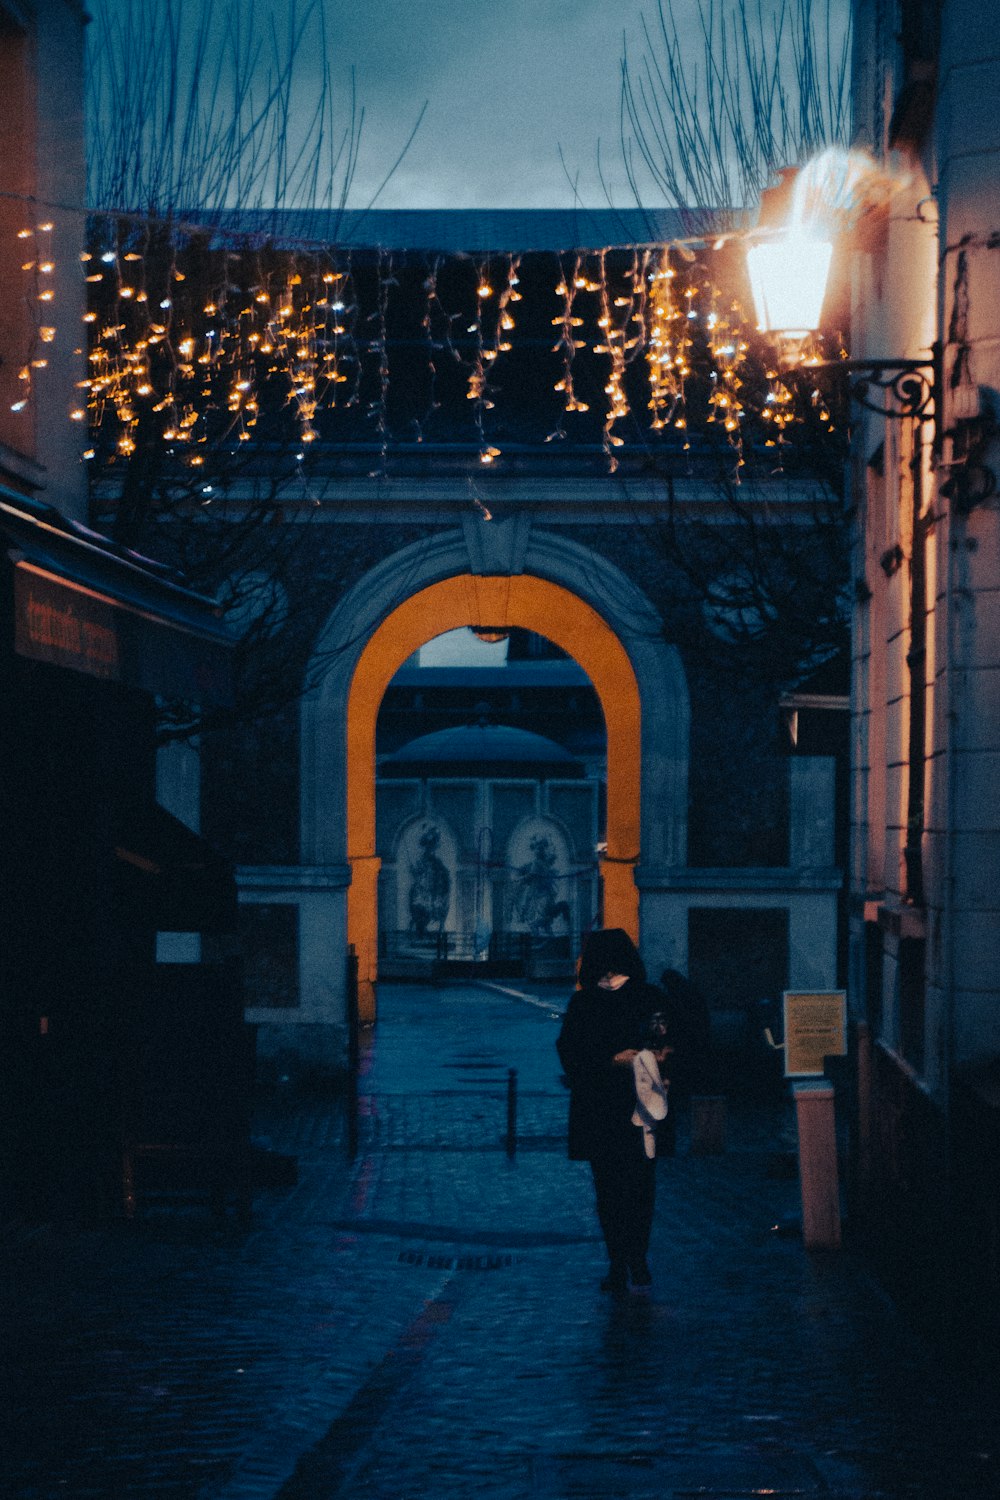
[3,981,998,1499]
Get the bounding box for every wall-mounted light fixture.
[746,184,999,510]
[746,168,940,426]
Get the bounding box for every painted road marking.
[475,981,564,1018]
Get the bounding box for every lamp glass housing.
[746,234,833,338]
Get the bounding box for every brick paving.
[2,980,999,1499]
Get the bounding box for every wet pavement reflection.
[2,980,998,1498]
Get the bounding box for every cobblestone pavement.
[3,980,999,1499]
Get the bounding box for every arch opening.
[347,574,642,1019]
[376,625,606,979]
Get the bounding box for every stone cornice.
[635,866,843,892]
[91,473,825,517]
[237,865,352,891]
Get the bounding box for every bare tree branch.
[620,0,851,221]
[84,0,424,739]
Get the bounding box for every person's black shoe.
[600,1266,628,1295]
[629,1259,652,1288]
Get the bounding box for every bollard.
[506,1068,518,1158]
[793,1079,841,1249]
[346,946,360,1161]
[690,1094,727,1154]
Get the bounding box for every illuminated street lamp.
[746,166,939,424]
[746,232,833,342]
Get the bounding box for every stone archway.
[347,574,641,1016]
[301,522,689,1027]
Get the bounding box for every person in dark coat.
[556,928,669,1295]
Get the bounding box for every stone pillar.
[600,856,639,942]
[348,854,381,1022]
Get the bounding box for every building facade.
[165,214,848,1078]
[0,3,241,1220]
[0,0,88,519]
[848,0,1000,1353]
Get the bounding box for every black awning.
[2,492,233,704]
[114,802,238,935]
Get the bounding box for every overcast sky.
[87,0,850,213]
[332,0,654,208]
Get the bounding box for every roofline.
[174,205,738,256]
[0,488,232,645]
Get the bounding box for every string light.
[366,250,392,476]
[547,253,590,442]
[9,214,835,471]
[594,249,632,470]
[645,249,690,445]
[10,221,58,413]
[704,285,751,477]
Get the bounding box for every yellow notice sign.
[783,991,847,1077]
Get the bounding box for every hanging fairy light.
[645,249,691,446]
[594,249,632,470]
[414,256,441,443]
[9,222,59,414]
[466,258,489,455]
[366,250,392,476]
[704,285,751,476]
[546,254,590,442]
[466,255,519,466]
[477,255,521,466]
[7,203,837,484]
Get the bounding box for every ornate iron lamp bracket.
[800,353,939,422]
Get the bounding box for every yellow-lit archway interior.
[347,574,641,1019]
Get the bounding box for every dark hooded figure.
[556,928,669,1295]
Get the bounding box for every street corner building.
[842,0,1000,1359]
[0,0,241,1221]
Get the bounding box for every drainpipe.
[903,419,929,908]
[942,416,957,1108]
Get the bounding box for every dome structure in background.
[381,723,584,778]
